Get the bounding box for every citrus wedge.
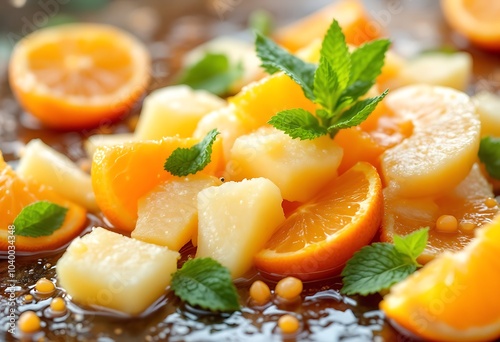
[382,163,499,263]
[9,23,150,129]
[91,137,223,232]
[381,85,481,198]
[381,213,500,341]
[0,153,87,252]
[254,162,382,280]
[441,0,500,50]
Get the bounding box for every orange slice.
[382,163,499,263]
[254,162,382,280]
[381,213,500,341]
[274,0,382,52]
[441,0,500,50]
[91,137,223,232]
[9,23,150,129]
[0,153,87,252]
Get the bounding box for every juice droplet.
[485,197,498,208]
[35,277,55,294]
[278,314,300,334]
[436,215,458,233]
[18,311,41,334]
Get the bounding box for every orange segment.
[441,0,500,50]
[254,162,382,280]
[381,213,500,341]
[274,0,382,52]
[0,153,87,252]
[9,24,150,129]
[91,137,223,232]
[382,163,499,263]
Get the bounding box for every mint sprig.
[13,201,68,237]
[478,136,500,180]
[255,20,390,140]
[341,228,429,296]
[177,53,243,96]
[164,129,220,177]
[171,258,240,312]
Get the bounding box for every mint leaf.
[319,19,350,90]
[171,258,240,312]
[393,227,429,265]
[349,39,390,85]
[164,129,220,177]
[255,33,316,101]
[13,201,68,237]
[341,243,417,296]
[336,80,375,112]
[313,58,339,113]
[177,53,243,96]
[249,9,273,36]
[478,136,500,180]
[268,109,328,140]
[329,90,388,131]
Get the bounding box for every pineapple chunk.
[196,178,285,278]
[135,85,226,139]
[84,133,135,158]
[399,52,472,91]
[17,139,98,212]
[227,127,343,202]
[132,175,221,251]
[57,228,179,316]
[473,91,500,137]
[193,105,250,160]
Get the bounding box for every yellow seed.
[24,294,33,303]
[459,220,476,232]
[249,280,271,305]
[18,311,41,333]
[485,197,498,208]
[50,297,66,312]
[275,277,303,300]
[278,314,300,334]
[35,278,55,293]
[436,215,458,233]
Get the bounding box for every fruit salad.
[1,0,500,341]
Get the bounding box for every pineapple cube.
[57,228,179,316]
[193,105,251,160]
[84,133,135,158]
[473,91,500,137]
[17,139,98,212]
[132,175,221,251]
[227,127,343,202]
[135,85,226,139]
[196,177,285,278]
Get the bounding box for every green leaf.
[319,19,351,90]
[336,80,375,112]
[13,201,68,237]
[313,57,340,114]
[171,258,240,312]
[393,227,429,266]
[341,243,417,296]
[478,136,500,180]
[268,109,328,140]
[249,9,273,36]
[329,89,388,131]
[164,129,220,177]
[177,53,243,96]
[255,33,316,101]
[349,39,390,85]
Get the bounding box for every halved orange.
[381,212,500,341]
[254,162,382,280]
[91,137,223,232]
[0,152,87,252]
[9,23,150,129]
[382,163,499,263]
[441,0,500,50]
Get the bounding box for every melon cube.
[227,127,343,202]
[132,175,221,251]
[196,178,285,278]
[473,91,500,137]
[56,227,179,316]
[135,85,226,139]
